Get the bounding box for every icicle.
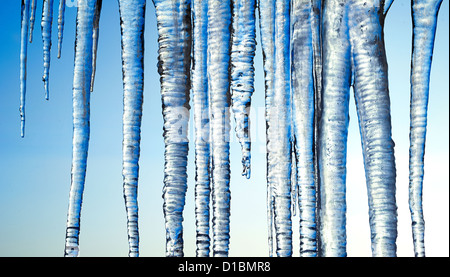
[230,0,257,179]
[90,0,102,92]
[20,0,31,138]
[41,0,54,100]
[64,0,98,257]
[118,0,146,258]
[57,0,66,59]
[29,0,36,43]
[349,1,398,257]
[153,0,192,257]
[291,0,317,257]
[318,0,352,257]
[409,0,443,258]
[207,0,232,257]
[383,0,394,15]
[192,0,211,257]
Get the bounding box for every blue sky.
[0,1,448,257]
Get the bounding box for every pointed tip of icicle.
[20,122,25,138]
[44,81,49,101]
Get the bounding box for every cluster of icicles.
[18,0,443,257]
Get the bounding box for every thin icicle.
[20,0,31,138]
[57,0,66,59]
[64,0,98,257]
[41,0,54,100]
[90,0,102,92]
[29,0,36,43]
[118,0,146,258]
[153,0,192,257]
[192,0,211,257]
[349,0,397,257]
[230,0,257,179]
[409,0,443,258]
[291,0,317,257]
[207,0,232,257]
[258,0,275,257]
[318,0,352,257]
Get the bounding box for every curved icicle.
[207,0,232,257]
[20,0,31,138]
[153,0,192,257]
[192,0,211,257]
[291,0,317,257]
[57,0,66,59]
[29,0,36,43]
[318,0,352,257]
[90,0,103,92]
[41,0,54,100]
[64,0,98,257]
[349,1,397,257]
[118,0,146,258]
[409,0,443,257]
[230,0,257,179]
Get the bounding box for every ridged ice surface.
[41,0,54,100]
[29,0,36,43]
[207,0,232,257]
[192,0,211,257]
[349,0,397,257]
[20,0,31,138]
[118,0,146,258]
[409,0,443,257]
[230,0,257,179]
[64,0,98,257]
[291,0,317,257]
[319,0,351,257]
[57,0,65,59]
[154,0,192,257]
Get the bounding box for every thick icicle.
[64,0,98,257]
[41,0,54,100]
[291,0,317,257]
[349,0,397,257]
[153,0,192,257]
[258,0,275,257]
[90,0,102,92]
[20,0,31,138]
[207,0,232,257]
[230,0,257,179]
[409,0,443,257]
[318,0,352,257]
[29,0,36,43]
[192,0,211,257]
[118,0,146,258]
[57,0,65,59]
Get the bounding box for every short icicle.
[153,0,192,257]
[57,0,65,59]
[90,0,103,92]
[118,0,146,257]
[29,0,36,43]
[207,0,232,257]
[192,0,211,257]
[20,0,31,138]
[41,0,54,100]
[409,0,443,257]
[230,0,257,179]
[64,0,98,257]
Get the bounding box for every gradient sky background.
[0,1,448,257]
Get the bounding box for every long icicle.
[57,0,66,59]
[20,0,31,138]
[118,0,146,258]
[318,0,352,257]
[29,0,36,43]
[153,0,192,257]
[90,0,103,92]
[64,0,98,257]
[291,0,317,257]
[258,0,276,257]
[41,0,54,100]
[192,0,211,257]
[409,0,443,257]
[230,0,257,179]
[349,0,397,257]
[207,0,232,257]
